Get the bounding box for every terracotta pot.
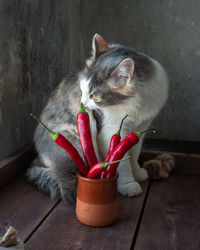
[76,173,118,227]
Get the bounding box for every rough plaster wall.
[0,0,83,161]
[1,0,200,161]
[79,0,200,141]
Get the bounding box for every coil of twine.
[143,153,175,180]
[0,226,25,250]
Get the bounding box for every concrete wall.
[0,0,83,161]
[79,0,200,141]
[1,0,200,160]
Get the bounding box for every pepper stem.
[78,102,86,113]
[116,114,128,135]
[101,153,131,169]
[135,128,157,137]
[30,113,59,141]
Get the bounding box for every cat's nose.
[80,97,88,108]
[81,100,87,108]
[83,103,89,110]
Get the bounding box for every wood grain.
[0,147,199,250]
[0,144,35,189]
[26,183,148,250]
[134,175,200,249]
[0,175,59,242]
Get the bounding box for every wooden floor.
[0,147,200,250]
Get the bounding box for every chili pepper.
[77,103,98,168]
[101,128,156,179]
[104,114,128,162]
[30,113,88,176]
[86,154,131,179]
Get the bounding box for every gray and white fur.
[27,34,168,203]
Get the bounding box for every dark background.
[1,0,200,161]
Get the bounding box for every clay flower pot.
[76,173,118,227]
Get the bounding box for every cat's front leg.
[117,158,142,197]
[130,140,148,182]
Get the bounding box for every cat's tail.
[26,158,77,204]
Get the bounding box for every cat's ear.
[109,58,135,94]
[92,34,109,58]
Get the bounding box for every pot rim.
[77,173,118,183]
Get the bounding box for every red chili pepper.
[104,114,128,162]
[101,128,156,179]
[30,113,88,176]
[77,103,98,168]
[86,154,131,179]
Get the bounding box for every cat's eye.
[92,94,101,102]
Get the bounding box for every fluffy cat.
[27,34,168,203]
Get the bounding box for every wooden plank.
[0,175,59,242]
[143,139,200,154]
[171,153,200,176]
[140,149,200,176]
[0,248,18,250]
[26,182,148,250]
[134,175,200,249]
[0,144,35,189]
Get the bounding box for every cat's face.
[80,72,129,110]
[80,34,154,111]
[80,35,135,110]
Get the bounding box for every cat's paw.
[134,167,149,182]
[118,181,142,197]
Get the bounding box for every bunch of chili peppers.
[31,103,156,179]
